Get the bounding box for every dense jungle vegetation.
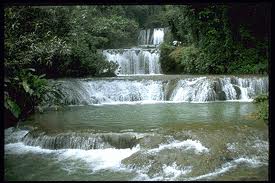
[4,5,270,127]
[159,4,270,75]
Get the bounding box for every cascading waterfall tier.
[103,28,167,75]
[46,75,268,105]
[169,76,268,102]
[137,28,167,46]
[103,48,161,75]
[22,131,139,150]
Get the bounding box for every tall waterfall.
[47,76,268,105]
[103,28,166,75]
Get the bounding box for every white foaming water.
[138,29,151,46]
[237,77,268,99]
[148,139,209,154]
[186,156,264,181]
[5,142,140,172]
[103,49,161,75]
[132,155,265,181]
[133,163,192,181]
[127,154,265,181]
[152,28,165,45]
[252,140,269,150]
[162,163,192,180]
[233,157,263,167]
[138,28,165,46]
[5,128,29,144]
[48,76,268,105]
[103,28,166,75]
[170,77,217,102]
[5,142,54,154]
[118,74,163,76]
[57,79,164,105]
[59,145,140,171]
[220,78,237,100]
[226,142,237,152]
[239,87,249,100]
[170,76,268,102]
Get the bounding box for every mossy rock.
[164,79,179,100]
[213,80,226,100]
[216,91,226,100]
[233,85,241,99]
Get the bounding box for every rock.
[233,85,241,99]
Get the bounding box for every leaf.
[29,88,34,95]
[5,98,21,118]
[26,68,36,72]
[4,77,11,83]
[38,74,46,79]
[22,80,31,94]
[14,77,19,81]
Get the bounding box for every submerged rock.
[101,134,139,149]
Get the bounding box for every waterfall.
[47,76,268,105]
[169,76,268,102]
[137,28,165,46]
[152,28,165,45]
[22,131,139,150]
[137,29,151,46]
[103,28,166,75]
[50,79,165,105]
[103,49,161,75]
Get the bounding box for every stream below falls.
[5,101,268,181]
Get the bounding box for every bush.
[159,43,178,74]
[159,5,269,75]
[4,68,63,126]
[5,6,123,79]
[253,94,269,122]
[170,45,201,73]
[160,44,211,74]
[253,94,268,103]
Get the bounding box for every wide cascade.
[102,28,166,75]
[47,75,268,105]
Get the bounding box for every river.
[4,101,268,181]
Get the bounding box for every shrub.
[253,94,269,122]
[159,43,178,74]
[4,68,63,124]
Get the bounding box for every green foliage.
[5,7,71,72]
[159,43,178,74]
[257,101,269,122]
[69,6,139,49]
[170,45,201,73]
[4,68,64,121]
[253,95,269,122]
[4,95,21,118]
[5,5,270,78]
[160,44,221,74]
[123,5,168,28]
[253,94,268,103]
[160,5,269,75]
[4,6,133,79]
